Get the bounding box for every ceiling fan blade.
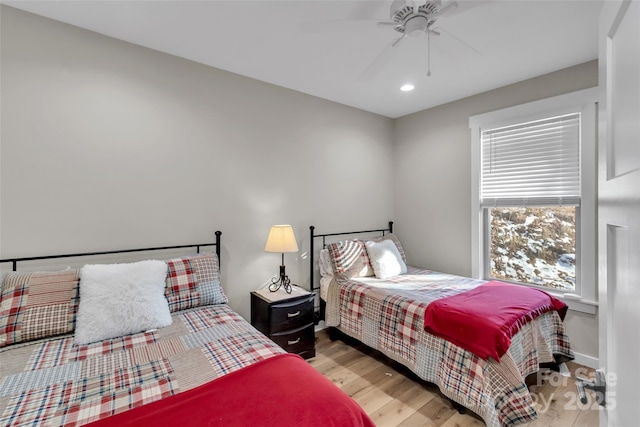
[432,26,482,55]
[300,19,381,33]
[391,34,408,47]
[436,1,458,17]
[390,0,408,18]
[437,0,491,20]
[377,21,398,27]
[389,0,421,18]
[358,36,406,81]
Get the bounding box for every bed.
[0,232,374,427]
[309,222,574,427]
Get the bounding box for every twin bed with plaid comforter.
[323,266,574,427]
[0,303,374,427]
[0,241,375,427]
[0,305,283,425]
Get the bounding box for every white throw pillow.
[75,260,172,345]
[365,239,407,280]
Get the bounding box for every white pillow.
[75,260,172,345]
[365,239,407,280]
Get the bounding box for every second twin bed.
[310,222,573,427]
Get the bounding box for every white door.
[598,0,640,426]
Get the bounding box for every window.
[482,113,580,291]
[470,88,597,314]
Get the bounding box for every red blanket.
[87,353,374,427]
[424,281,568,361]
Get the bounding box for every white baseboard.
[573,352,599,369]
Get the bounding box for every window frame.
[470,88,597,314]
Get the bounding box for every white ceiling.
[4,0,603,118]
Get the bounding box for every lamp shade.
[264,225,299,253]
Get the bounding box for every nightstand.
[250,288,316,359]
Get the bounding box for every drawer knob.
[288,338,301,345]
[287,311,300,318]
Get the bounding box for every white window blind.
[480,113,581,207]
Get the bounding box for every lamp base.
[269,265,292,293]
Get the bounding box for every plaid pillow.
[165,258,200,312]
[0,269,80,348]
[188,253,227,305]
[164,253,227,311]
[327,240,374,279]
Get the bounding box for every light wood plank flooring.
[309,330,600,427]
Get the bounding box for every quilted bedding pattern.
[0,305,285,426]
[325,266,573,427]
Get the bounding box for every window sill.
[551,292,598,315]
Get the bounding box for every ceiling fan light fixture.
[400,84,415,92]
[405,16,429,37]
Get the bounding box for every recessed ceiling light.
[400,84,414,92]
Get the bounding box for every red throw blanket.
[87,353,374,427]
[424,281,568,361]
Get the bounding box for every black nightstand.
[250,289,316,359]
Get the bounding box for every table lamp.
[264,224,298,293]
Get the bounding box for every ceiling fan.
[303,0,482,80]
[363,0,474,79]
[380,0,456,40]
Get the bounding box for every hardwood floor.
[309,330,600,427]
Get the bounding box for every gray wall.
[394,61,599,362]
[1,6,598,362]
[0,6,395,319]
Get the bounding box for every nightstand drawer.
[271,323,315,356]
[270,295,314,334]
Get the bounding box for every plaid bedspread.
[0,305,285,426]
[326,267,574,427]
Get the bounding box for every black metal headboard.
[308,221,393,294]
[0,231,222,272]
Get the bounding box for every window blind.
[480,113,581,207]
